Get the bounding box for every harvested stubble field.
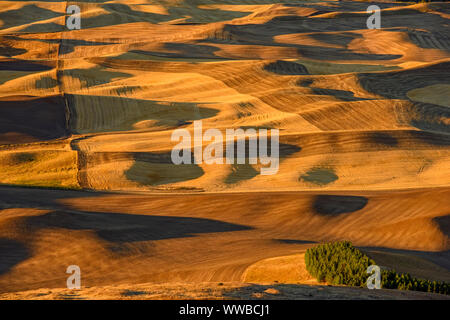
[0,0,449,299]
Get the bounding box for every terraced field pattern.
[0,0,449,299]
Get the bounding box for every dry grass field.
[0,0,449,299]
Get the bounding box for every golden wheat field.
[0,0,449,300]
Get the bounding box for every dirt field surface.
[1,281,449,300]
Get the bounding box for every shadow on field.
[125,151,204,186]
[313,195,368,215]
[0,95,68,145]
[360,246,450,282]
[221,283,449,300]
[21,210,252,245]
[0,238,30,276]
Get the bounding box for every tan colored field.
[0,0,449,299]
[0,186,449,298]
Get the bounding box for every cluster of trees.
[381,270,449,295]
[305,241,375,286]
[305,241,449,295]
[395,0,438,2]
